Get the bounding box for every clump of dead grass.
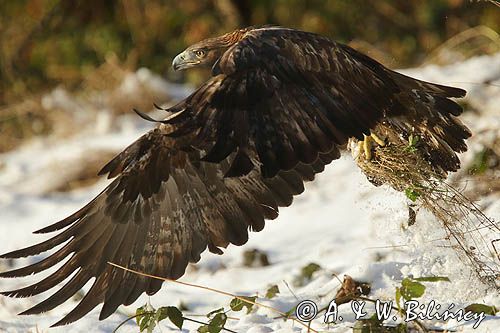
[350,126,500,288]
[355,136,440,192]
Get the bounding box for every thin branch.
[108,262,320,333]
[282,280,299,300]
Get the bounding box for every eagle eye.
[194,49,206,58]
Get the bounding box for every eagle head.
[172,43,225,71]
[172,28,252,71]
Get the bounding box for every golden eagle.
[0,26,470,326]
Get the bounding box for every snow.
[1,54,499,333]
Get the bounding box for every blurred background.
[0,0,499,154]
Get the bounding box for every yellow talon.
[356,140,363,160]
[363,134,373,160]
[371,132,386,147]
[357,131,386,161]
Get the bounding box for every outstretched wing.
[160,27,403,178]
[160,27,466,178]
[0,126,337,326]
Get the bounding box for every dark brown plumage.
[0,26,470,326]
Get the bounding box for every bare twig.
[108,262,320,333]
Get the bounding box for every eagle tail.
[387,74,471,174]
[390,71,466,98]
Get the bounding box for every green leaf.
[201,308,227,333]
[229,298,243,311]
[197,325,210,333]
[409,134,419,146]
[230,296,256,314]
[400,278,425,300]
[156,307,169,322]
[301,263,321,279]
[353,315,383,333]
[242,248,270,267]
[141,314,156,333]
[167,306,184,329]
[156,306,184,329]
[413,276,450,282]
[206,307,225,318]
[404,134,420,153]
[283,305,297,320]
[211,312,228,326]
[405,187,420,202]
[135,305,156,333]
[136,306,147,327]
[265,285,280,299]
[294,263,322,286]
[465,303,497,316]
[467,148,493,175]
[205,313,228,333]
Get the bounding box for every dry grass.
[351,124,500,288]
[479,0,500,8]
[0,97,53,153]
[0,54,172,154]
[424,25,500,65]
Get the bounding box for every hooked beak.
[172,52,185,71]
[172,51,199,71]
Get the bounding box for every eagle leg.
[357,132,386,160]
[370,132,386,147]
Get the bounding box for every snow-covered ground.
[0,54,499,333]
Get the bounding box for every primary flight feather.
[0,26,470,326]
